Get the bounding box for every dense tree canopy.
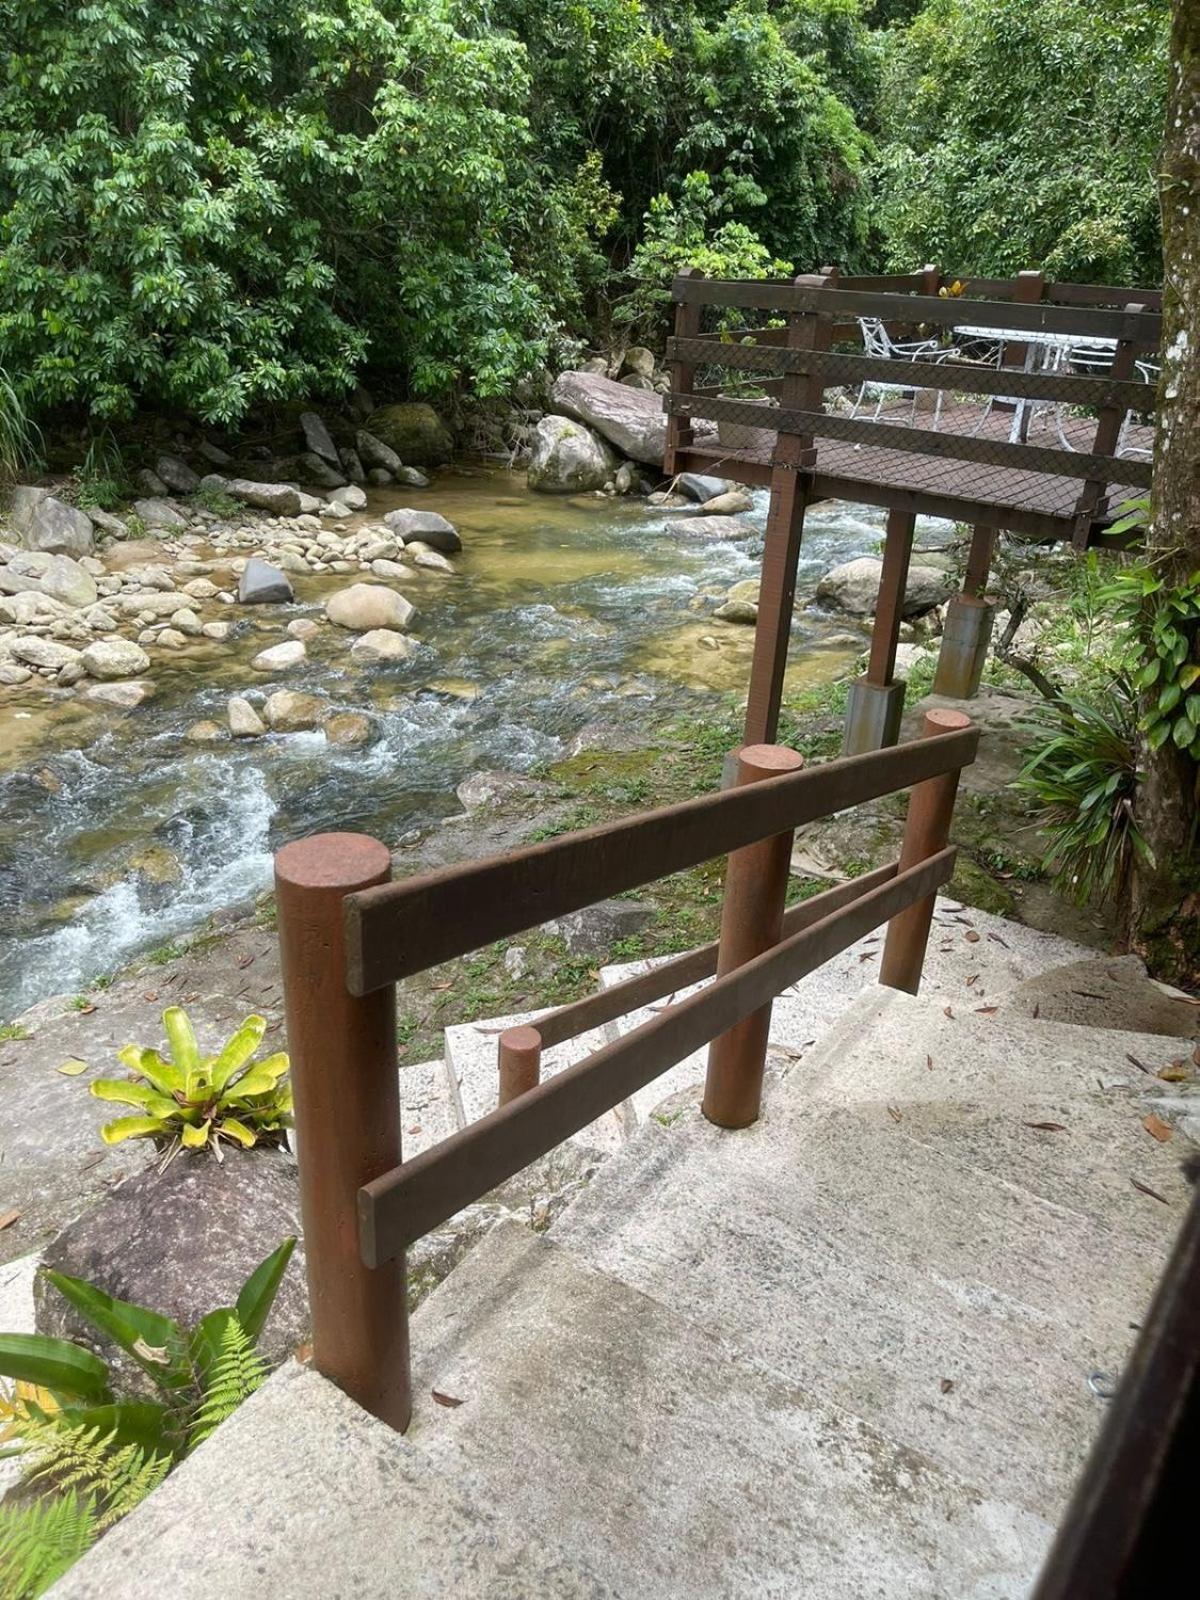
[0,0,1172,422]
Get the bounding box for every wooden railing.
[274,709,978,1430]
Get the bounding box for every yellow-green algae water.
[0,470,944,1015]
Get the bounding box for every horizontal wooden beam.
[666,393,1155,488]
[667,337,1153,411]
[535,862,899,1049]
[358,847,957,1265]
[344,728,978,993]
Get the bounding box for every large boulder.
[527,415,616,493]
[80,639,151,680]
[0,551,97,609]
[10,636,83,672]
[550,370,709,466]
[364,403,453,467]
[132,498,187,530]
[382,509,462,553]
[816,557,955,618]
[355,430,403,475]
[155,455,200,494]
[300,412,339,466]
[8,488,95,557]
[677,472,729,503]
[34,1151,306,1399]
[226,480,303,517]
[238,557,294,605]
[325,583,415,632]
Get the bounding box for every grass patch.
[0,1022,32,1042]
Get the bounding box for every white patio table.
[952,323,1118,444]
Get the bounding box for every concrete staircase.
[52,905,1195,1598]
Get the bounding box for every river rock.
[80,639,151,680]
[87,507,128,541]
[816,557,955,618]
[156,628,187,649]
[0,552,98,609]
[329,484,367,512]
[364,403,453,466]
[382,509,461,553]
[677,473,729,503]
[198,439,233,467]
[527,415,616,493]
[700,489,754,515]
[201,620,232,642]
[286,619,319,641]
[228,696,266,737]
[170,607,203,636]
[34,1151,306,1400]
[326,583,414,632]
[133,498,187,531]
[252,639,306,672]
[0,663,32,685]
[340,447,366,485]
[186,719,225,743]
[621,346,656,379]
[298,452,346,489]
[356,430,403,475]
[395,466,430,488]
[549,371,684,465]
[238,557,294,605]
[135,468,168,497]
[156,454,200,494]
[82,678,155,709]
[10,637,83,672]
[670,515,756,540]
[8,488,95,557]
[366,468,393,487]
[300,411,340,466]
[409,546,455,574]
[323,711,376,748]
[713,598,758,624]
[264,689,327,732]
[349,628,415,664]
[370,558,410,581]
[226,480,302,517]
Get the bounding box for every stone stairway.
[52,910,1195,1598]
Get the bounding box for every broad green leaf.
[56,1059,88,1077]
[217,1118,257,1148]
[180,1119,211,1149]
[89,1080,178,1118]
[1158,682,1181,714]
[53,1401,173,1455]
[99,1115,170,1146]
[1172,718,1193,747]
[163,1008,199,1075]
[42,1271,189,1391]
[117,1045,184,1095]
[0,1334,111,1403]
[228,1058,288,1098]
[236,1238,297,1344]
[1180,665,1200,691]
[211,1015,267,1090]
[1147,721,1172,751]
[188,1307,238,1384]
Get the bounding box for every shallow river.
[0,472,949,1018]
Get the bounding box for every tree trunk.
[1131,0,1200,986]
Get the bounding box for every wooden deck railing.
[274,709,978,1430]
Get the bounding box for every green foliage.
[0,367,42,484]
[70,431,131,512]
[1016,683,1150,906]
[89,1008,292,1155]
[1100,556,1200,764]
[18,1414,171,1530]
[188,1320,268,1449]
[874,0,1169,283]
[0,1492,97,1599]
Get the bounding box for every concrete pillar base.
[933,595,996,700]
[843,678,907,755]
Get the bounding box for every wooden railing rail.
[275,711,977,1432]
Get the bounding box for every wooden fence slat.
[358,847,957,1265]
[345,728,978,993]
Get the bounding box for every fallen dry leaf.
[965,974,979,987]
[142,991,159,1002]
[294,1342,313,1365]
[1125,1053,1153,1077]
[986,932,1010,948]
[0,1210,20,1231]
[236,953,255,969]
[975,1005,999,1016]
[943,1006,955,1020]
[1024,1121,1067,1133]
[964,930,980,944]
[1131,1177,1169,1204]
[432,1390,464,1409]
[56,1058,88,1077]
[886,1105,903,1123]
[1143,1114,1173,1144]
[858,951,875,963]
[1158,1063,1189,1082]
[939,1378,954,1395]
[1032,1002,1040,1018]
[75,1003,97,1016]
[431,981,454,992]
[926,1053,934,1070]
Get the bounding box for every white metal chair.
[848,317,952,425]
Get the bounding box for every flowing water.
[0,471,952,1017]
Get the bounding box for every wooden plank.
[866,509,916,687]
[1049,280,1163,310]
[345,728,978,992]
[534,863,900,1049]
[807,469,1075,544]
[666,338,1151,410]
[358,847,958,1264]
[666,394,1155,488]
[664,268,702,476]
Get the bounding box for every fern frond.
[189,1318,267,1450]
[0,1491,97,1598]
[15,1415,170,1530]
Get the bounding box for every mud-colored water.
[0,471,951,1016]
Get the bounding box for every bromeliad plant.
[91,1009,292,1158]
[0,1239,295,1596]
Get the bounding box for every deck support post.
[879,710,972,994]
[703,743,805,1130]
[844,506,916,754]
[275,832,411,1432]
[498,1024,543,1107]
[933,522,996,699]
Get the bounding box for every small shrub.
[0,369,42,484]
[70,432,131,512]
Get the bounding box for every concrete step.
[552,1062,1186,1518]
[595,897,1093,1121]
[51,1359,607,1600]
[407,1220,1050,1599]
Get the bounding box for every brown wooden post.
[498,1024,542,1107]
[703,743,805,1129]
[743,267,838,744]
[664,268,702,481]
[844,506,916,753]
[275,832,410,1432]
[962,522,997,598]
[879,711,972,994]
[1071,302,1146,549]
[933,523,997,698]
